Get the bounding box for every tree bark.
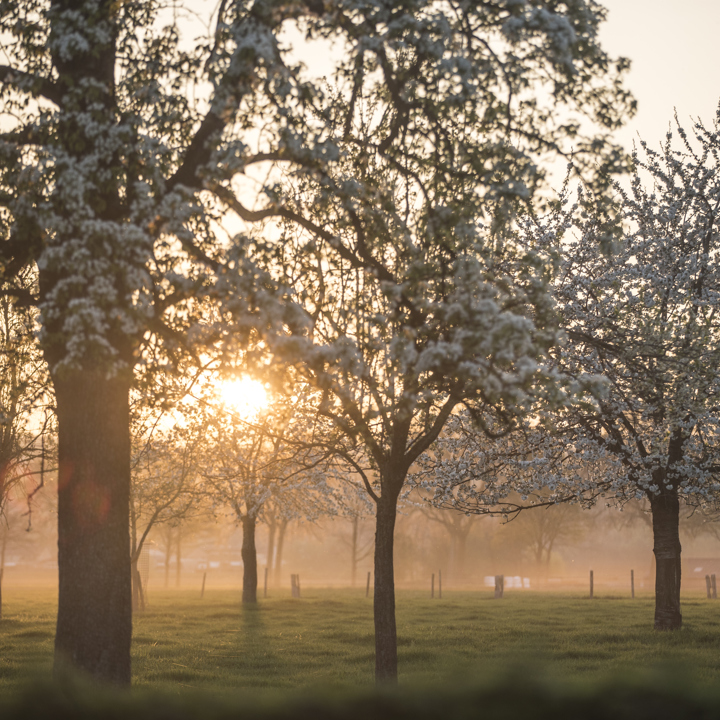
[242,515,258,604]
[53,371,132,686]
[373,494,398,684]
[649,489,682,630]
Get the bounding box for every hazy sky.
[600,0,720,150]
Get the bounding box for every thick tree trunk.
[53,371,132,686]
[242,515,258,604]
[649,490,682,630]
[373,494,398,684]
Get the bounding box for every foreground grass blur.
[3,585,720,699]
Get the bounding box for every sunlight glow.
[220,376,269,420]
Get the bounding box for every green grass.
[3,586,720,698]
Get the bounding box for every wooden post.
[200,571,207,599]
[631,569,635,599]
[365,571,371,598]
[706,575,713,599]
[264,567,268,599]
[438,569,442,599]
[494,574,504,599]
[291,573,301,598]
[589,570,594,599]
[712,574,717,600]
[431,573,435,599]
[0,567,3,620]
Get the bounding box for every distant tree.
[417,506,481,584]
[130,419,204,611]
[0,269,53,515]
[197,383,337,604]
[417,112,720,630]
[0,269,54,615]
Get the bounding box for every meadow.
[3,585,720,701]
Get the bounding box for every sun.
[219,376,269,419]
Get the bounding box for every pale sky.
[600,0,720,150]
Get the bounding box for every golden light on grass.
[219,376,269,420]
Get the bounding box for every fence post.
[366,571,371,598]
[264,567,268,599]
[439,569,442,599]
[712,574,717,600]
[494,574,504,599]
[589,570,594,599]
[431,573,435,599]
[290,574,301,598]
[706,575,713,599]
[200,571,207,599]
[631,569,635,599]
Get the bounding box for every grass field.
[3,586,720,700]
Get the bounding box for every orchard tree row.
[2,0,716,692]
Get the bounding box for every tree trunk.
[241,515,258,604]
[373,494,399,684]
[53,371,132,686]
[649,489,682,630]
[274,520,288,586]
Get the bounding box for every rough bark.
[53,371,132,685]
[242,515,258,604]
[373,494,398,684]
[649,489,682,630]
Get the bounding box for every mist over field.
[5,483,720,598]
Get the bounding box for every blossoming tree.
[416,113,720,630]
